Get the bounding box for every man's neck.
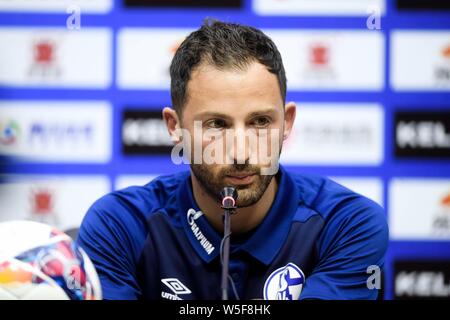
[190,173,279,235]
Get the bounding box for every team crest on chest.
[263,262,305,300]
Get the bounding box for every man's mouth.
[225,173,256,185]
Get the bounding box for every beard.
[190,162,275,208]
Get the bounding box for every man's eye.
[205,119,227,129]
[252,117,271,128]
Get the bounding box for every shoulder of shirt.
[86,171,190,223]
[287,170,385,225]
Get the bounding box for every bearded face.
[190,162,275,208]
[164,62,296,208]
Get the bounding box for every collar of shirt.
[177,165,301,266]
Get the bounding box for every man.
[77,20,388,300]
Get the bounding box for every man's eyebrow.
[247,108,277,118]
[196,111,233,119]
[196,108,277,119]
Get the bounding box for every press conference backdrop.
[0,0,449,300]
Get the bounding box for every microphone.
[221,186,238,210]
[219,186,237,300]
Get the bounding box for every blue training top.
[77,165,389,300]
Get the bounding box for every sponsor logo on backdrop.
[0,28,111,88]
[395,111,450,158]
[28,39,60,79]
[397,0,450,10]
[300,123,372,145]
[0,0,112,12]
[0,120,21,146]
[124,0,241,8]
[29,122,93,148]
[304,42,335,80]
[391,31,450,91]
[394,261,450,300]
[253,0,386,16]
[435,44,450,87]
[29,188,59,228]
[122,109,173,155]
[432,193,450,236]
[0,101,111,162]
[0,176,110,231]
[280,104,383,165]
[389,179,450,240]
[117,29,191,89]
[266,30,384,90]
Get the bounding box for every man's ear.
[162,107,182,143]
[283,101,296,141]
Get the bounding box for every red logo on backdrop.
[28,39,61,78]
[442,45,450,59]
[310,43,330,67]
[441,193,450,207]
[435,44,450,85]
[304,42,335,80]
[432,192,450,236]
[35,41,54,65]
[29,187,59,227]
[31,189,54,216]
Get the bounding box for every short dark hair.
[170,19,287,116]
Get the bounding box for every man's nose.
[226,125,252,165]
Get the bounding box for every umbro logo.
[161,278,192,300]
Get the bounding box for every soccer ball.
[0,220,102,300]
